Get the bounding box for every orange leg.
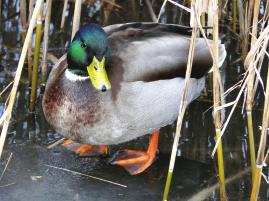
[111,130,160,175]
[62,139,108,157]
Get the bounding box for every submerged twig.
[0,153,13,182]
[47,138,66,149]
[0,182,16,188]
[0,81,14,98]
[0,111,7,127]
[188,168,250,201]
[45,164,127,188]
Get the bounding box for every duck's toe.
[111,149,154,175]
[62,140,108,157]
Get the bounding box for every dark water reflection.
[0,0,269,200]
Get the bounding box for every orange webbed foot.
[62,140,108,157]
[111,130,160,175]
[111,149,154,175]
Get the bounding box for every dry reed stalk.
[210,15,269,201]
[19,0,27,43]
[240,7,247,60]
[102,0,121,8]
[247,0,255,30]
[246,0,260,184]
[60,0,68,30]
[0,0,2,22]
[103,0,115,26]
[157,0,168,21]
[249,4,269,198]
[250,52,269,201]
[0,0,44,159]
[41,0,52,87]
[232,0,237,33]
[157,0,191,22]
[218,0,222,17]
[47,53,59,64]
[211,1,227,200]
[145,0,157,22]
[71,0,82,40]
[167,0,191,12]
[27,0,34,82]
[162,4,197,201]
[242,1,254,58]
[237,0,245,45]
[252,0,269,100]
[131,0,136,20]
[200,13,205,27]
[29,2,44,112]
[54,0,121,7]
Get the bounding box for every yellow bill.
[87,56,111,91]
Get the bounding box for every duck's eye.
[81,42,87,48]
[94,66,98,71]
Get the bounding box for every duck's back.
[104,23,226,83]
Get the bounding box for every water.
[0,0,268,200]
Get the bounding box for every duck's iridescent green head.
[67,23,111,92]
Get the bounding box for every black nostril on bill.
[101,85,107,92]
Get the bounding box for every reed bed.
[0,0,43,158]
[0,0,269,200]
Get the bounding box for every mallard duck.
[43,22,226,175]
